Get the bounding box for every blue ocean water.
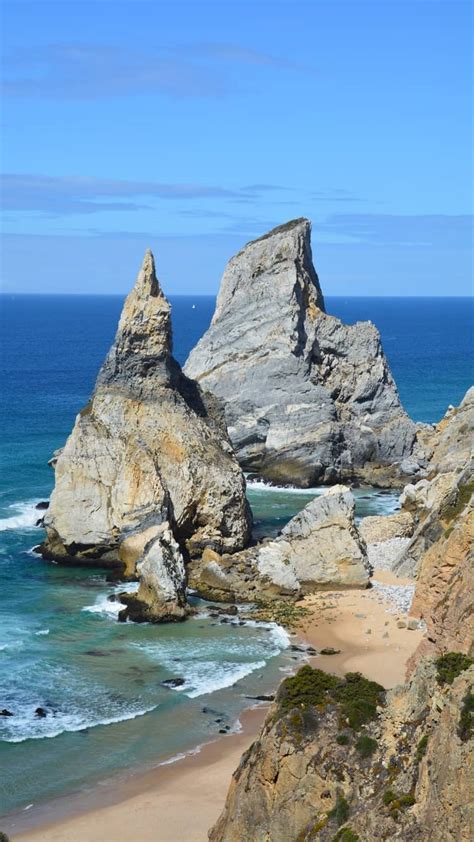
[0,294,472,816]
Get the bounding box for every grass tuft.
[328,793,350,827]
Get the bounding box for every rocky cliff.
[185,219,417,487]
[209,659,473,842]
[41,251,251,616]
[395,386,473,577]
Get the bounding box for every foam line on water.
[246,478,324,495]
[177,660,268,698]
[82,582,140,618]
[1,702,158,744]
[0,501,42,532]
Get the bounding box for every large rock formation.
[42,250,251,570]
[188,486,370,601]
[185,218,417,487]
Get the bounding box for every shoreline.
[5,571,424,842]
[4,705,269,842]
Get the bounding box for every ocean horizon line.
[1,292,473,300]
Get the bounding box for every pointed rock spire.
[134,248,161,298]
[96,249,172,392]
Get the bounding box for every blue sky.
[1,0,472,295]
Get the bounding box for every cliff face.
[42,251,251,570]
[185,219,417,487]
[210,661,473,842]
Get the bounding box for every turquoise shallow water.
[0,294,472,815]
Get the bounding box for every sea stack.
[185,218,418,487]
[42,250,251,572]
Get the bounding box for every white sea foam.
[0,501,42,532]
[157,745,203,767]
[240,620,291,651]
[0,702,158,744]
[176,659,268,698]
[246,478,323,495]
[82,582,140,618]
[35,629,49,636]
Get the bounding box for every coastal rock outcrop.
[119,523,188,623]
[41,250,251,570]
[188,486,370,600]
[395,386,474,577]
[209,659,474,842]
[185,218,417,487]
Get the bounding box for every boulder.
[185,218,417,487]
[263,486,370,591]
[189,486,370,599]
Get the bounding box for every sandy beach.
[5,571,424,842]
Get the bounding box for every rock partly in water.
[41,249,251,567]
[188,486,370,601]
[119,523,187,623]
[185,218,417,487]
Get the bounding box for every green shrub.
[416,734,429,761]
[328,794,350,827]
[297,815,328,841]
[331,828,360,842]
[355,734,378,757]
[385,790,416,816]
[278,665,339,714]
[0,833,10,842]
[397,793,416,808]
[436,653,473,686]
[336,733,350,745]
[334,672,385,730]
[277,667,385,733]
[458,690,474,742]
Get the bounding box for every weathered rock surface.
[209,660,474,842]
[42,250,251,568]
[360,511,414,544]
[395,387,473,577]
[410,479,473,655]
[188,486,370,601]
[185,218,417,487]
[119,523,187,623]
